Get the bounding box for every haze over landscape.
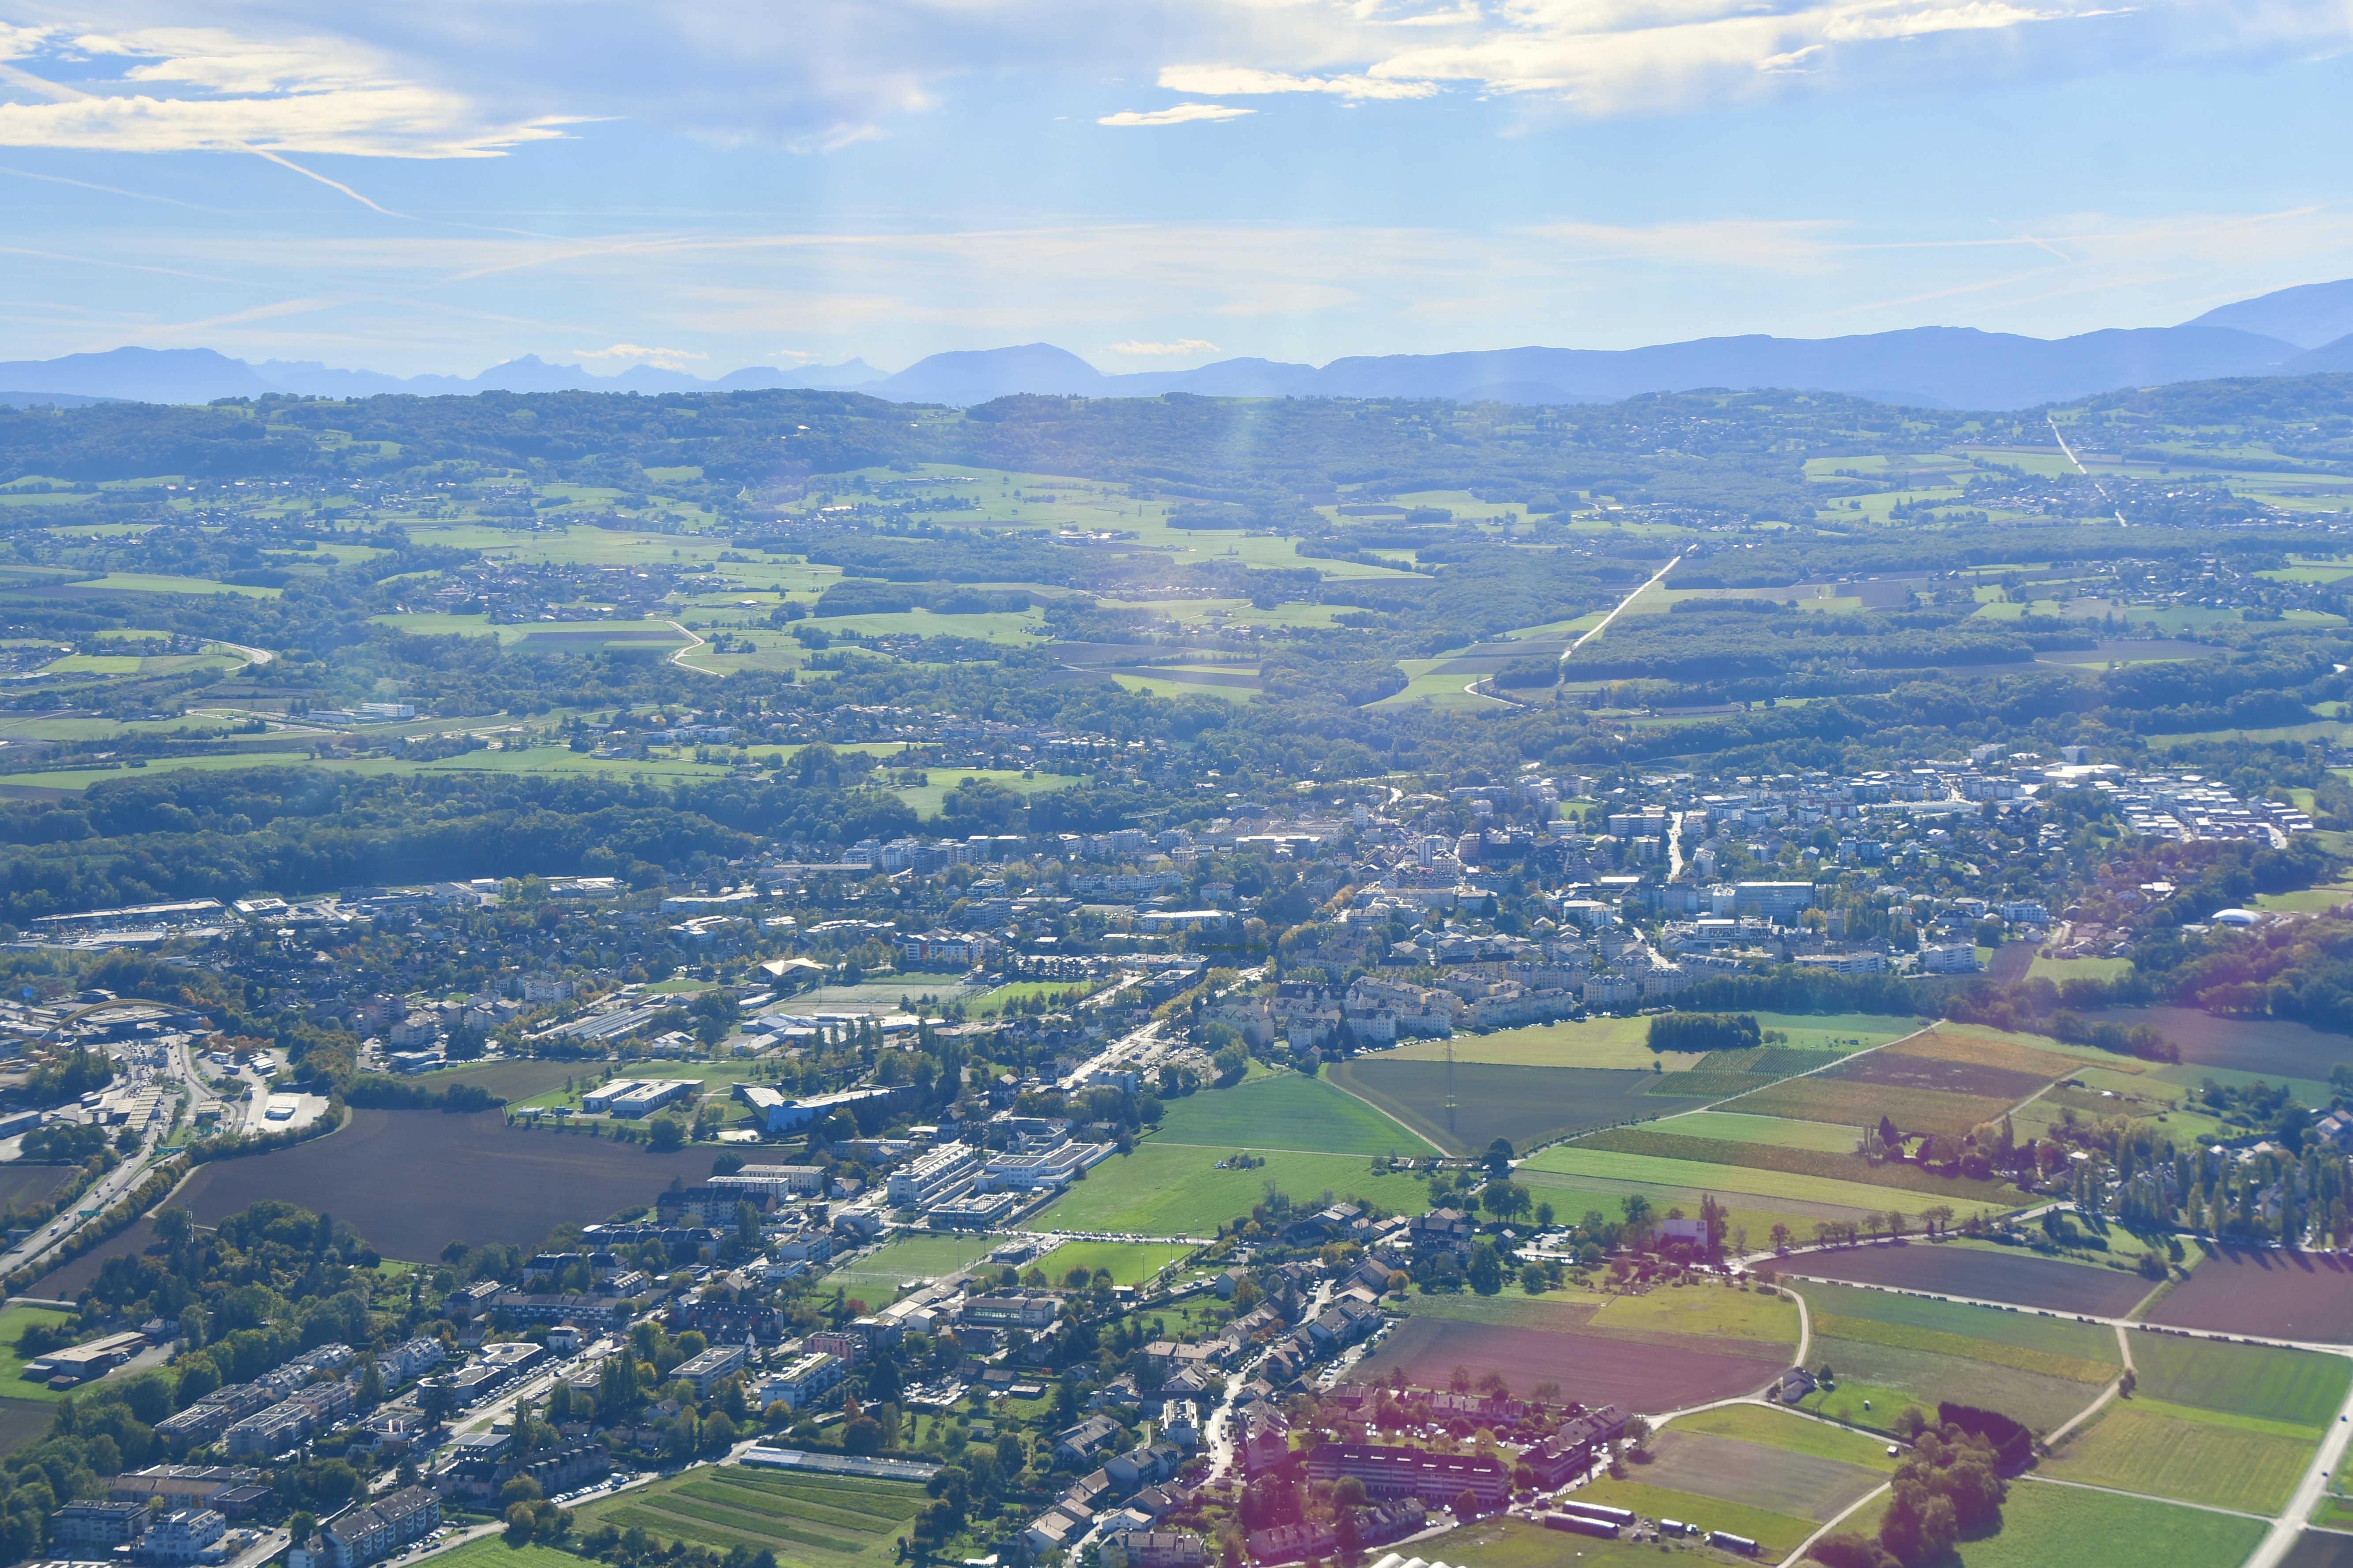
[3,10,2353,1568]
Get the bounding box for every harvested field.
[1889,1028,2103,1081]
[173,1109,725,1259]
[2110,1005,2353,1080]
[2045,1402,2312,1513]
[1728,1078,2016,1139]
[1783,1241,2160,1314]
[2124,1331,2351,1429]
[1964,1480,2265,1568]
[1350,1314,1779,1410]
[0,1166,70,1211]
[32,1216,164,1295]
[1639,1427,1886,1520]
[2143,1246,2353,1343]
[1576,1128,2012,1203]
[1326,1060,1657,1155]
[1821,1048,2049,1101]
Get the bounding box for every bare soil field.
[1327,1061,1656,1155]
[1782,1242,2159,1316]
[173,1109,719,1259]
[2285,1532,2353,1568]
[1350,1313,1777,1411]
[0,1397,50,1458]
[2143,1247,2353,1343]
[2110,1007,2352,1080]
[32,1216,163,1296]
[1824,1049,2049,1101]
[0,1166,71,1211]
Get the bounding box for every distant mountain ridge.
[4,275,2352,413]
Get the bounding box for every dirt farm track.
[169,1110,722,1260]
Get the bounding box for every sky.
[0,0,2351,379]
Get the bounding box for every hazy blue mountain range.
[5,277,2353,412]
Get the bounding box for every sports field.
[1152,1072,1436,1155]
[576,1464,923,1564]
[1959,1479,2266,1568]
[1031,1239,1196,1287]
[1023,1143,1431,1236]
[824,1233,1000,1300]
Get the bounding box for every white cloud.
[1098,102,1255,124]
[1158,64,1437,97]
[575,342,709,368]
[1110,337,1222,354]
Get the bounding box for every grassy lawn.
[1022,1143,1431,1236]
[0,1305,76,1402]
[1152,1072,1437,1156]
[1030,1239,1197,1286]
[419,1542,586,1568]
[887,770,1079,819]
[1962,1479,2266,1568]
[73,572,281,597]
[575,1464,922,1565]
[2044,1401,2315,1514]
[2026,953,2138,982]
[969,979,1099,1016]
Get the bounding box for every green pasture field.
[404,524,745,569]
[797,608,1046,645]
[1379,1014,1703,1070]
[1522,1179,1859,1249]
[0,1305,75,1402]
[575,1463,922,1564]
[1808,1312,2114,1384]
[1367,661,1514,711]
[2044,1401,2313,1514]
[1152,1072,1436,1156]
[1566,1477,1816,1557]
[1962,1479,2266,1568]
[1795,1333,2112,1436]
[1796,1281,2122,1365]
[2027,953,2139,981]
[1522,1146,2009,1218]
[2253,885,2353,913]
[825,1233,999,1298]
[2124,1330,2351,1429]
[1031,1239,1196,1287]
[1672,1401,1898,1470]
[70,572,281,597]
[1108,673,1258,703]
[1021,1143,1431,1237]
[888,770,1079,819]
[1658,1111,1862,1154]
